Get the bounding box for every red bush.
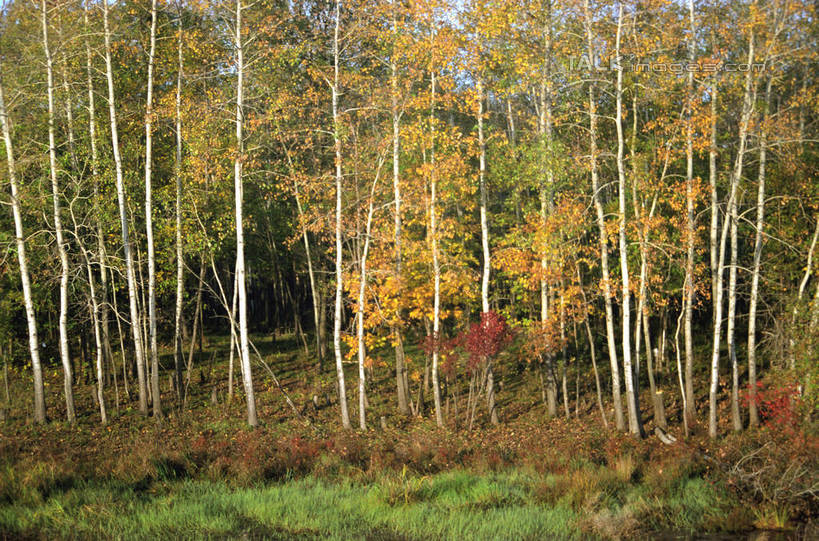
[462,311,513,372]
[744,381,802,430]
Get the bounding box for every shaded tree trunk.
[103,0,148,415]
[41,0,75,423]
[584,0,624,431]
[0,64,46,424]
[331,0,351,430]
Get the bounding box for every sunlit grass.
[0,466,745,540]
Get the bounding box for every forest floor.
[0,332,816,540]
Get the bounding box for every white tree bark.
[332,0,351,430]
[0,64,46,424]
[83,0,108,422]
[477,78,498,425]
[173,3,185,404]
[103,0,148,415]
[710,26,756,439]
[144,0,161,420]
[683,0,697,424]
[584,0,624,431]
[539,0,558,419]
[233,0,258,426]
[391,0,410,416]
[747,77,772,429]
[430,64,443,428]
[356,158,385,430]
[709,77,719,319]
[41,0,75,424]
[615,4,641,436]
[791,217,819,365]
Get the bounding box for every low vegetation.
[1,335,816,540]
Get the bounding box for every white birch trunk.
[540,0,557,419]
[234,0,258,426]
[356,160,384,430]
[430,65,443,427]
[173,4,185,404]
[103,0,148,415]
[41,0,75,424]
[84,0,113,396]
[391,0,410,416]
[0,65,46,424]
[710,27,756,439]
[709,78,719,317]
[746,77,772,429]
[584,0,624,431]
[144,0,161,420]
[791,217,819,365]
[477,78,498,425]
[615,5,641,436]
[684,0,697,423]
[332,0,351,430]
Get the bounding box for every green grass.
[0,468,745,540]
[0,473,578,540]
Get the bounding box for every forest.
[0,0,817,538]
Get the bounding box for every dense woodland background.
[0,0,817,442]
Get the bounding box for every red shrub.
[461,311,513,373]
[745,381,802,431]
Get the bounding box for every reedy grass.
[0,467,743,540]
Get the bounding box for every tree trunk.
[103,0,148,415]
[391,2,410,416]
[747,77,772,429]
[430,64,443,428]
[576,263,607,427]
[477,78,498,425]
[228,267,239,402]
[684,0,697,424]
[173,6,185,406]
[615,4,641,436]
[356,159,384,430]
[643,310,666,429]
[584,0,624,431]
[559,289,570,419]
[0,64,46,424]
[332,0,351,430]
[710,25,756,439]
[791,217,819,366]
[540,0,558,422]
[42,0,76,424]
[234,0,258,427]
[709,72,720,323]
[144,0,162,420]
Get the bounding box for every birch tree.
[0,59,46,424]
[173,2,185,404]
[683,0,696,423]
[710,14,756,439]
[233,0,258,427]
[614,3,641,437]
[41,0,75,423]
[331,0,351,430]
[103,0,149,415]
[584,0,624,431]
[144,0,161,419]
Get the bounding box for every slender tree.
[234,0,258,427]
[103,0,149,415]
[0,61,46,424]
[331,0,351,430]
[41,0,75,424]
[144,0,162,420]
